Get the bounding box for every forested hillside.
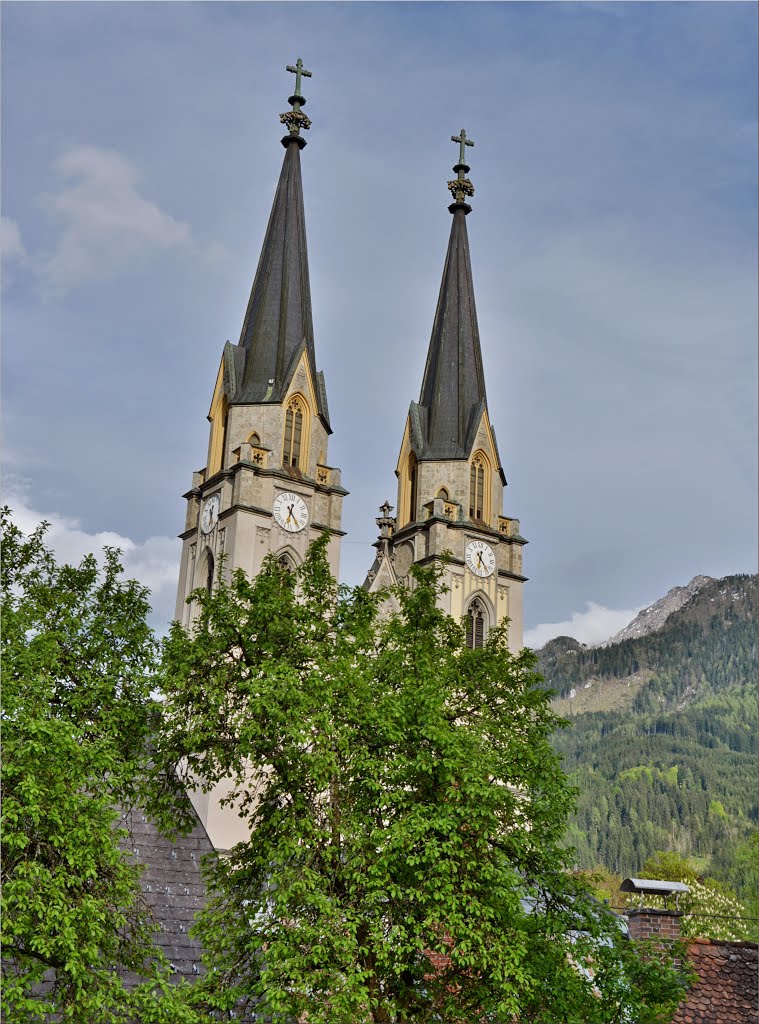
[537,575,758,913]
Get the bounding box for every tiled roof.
[674,938,758,1024]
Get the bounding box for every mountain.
[536,574,758,891]
[600,574,714,647]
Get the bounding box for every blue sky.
[2,2,757,644]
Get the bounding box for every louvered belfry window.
[466,598,486,649]
[469,454,485,520]
[284,397,305,468]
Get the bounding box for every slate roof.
[674,938,758,1024]
[413,202,488,461]
[234,135,330,430]
[120,803,213,985]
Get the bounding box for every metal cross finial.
[286,57,312,99]
[447,128,476,206]
[451,128,475,166]
[280,58,313,138]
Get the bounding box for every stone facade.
[363,191,526,652]
[365,346,526,653]
[175,350,346,633]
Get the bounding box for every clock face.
[273,492,309,533]
[465,540,496,578]
[201,493,221,534]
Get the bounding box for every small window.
[249,432,261,446]
[437,487,449,501]
[284,397,305,468]
[205,552,215,595]
[466,598,486,649]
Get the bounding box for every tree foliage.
[1,510,201,1024]
[156,538,690,1023]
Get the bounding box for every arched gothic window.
[248,431,261,446]
[275,551,297,587]
[469,453,487,521]
[205,552,215,595]
[283,396,306,468]
[437,487,449,501]
[466,598,487,650]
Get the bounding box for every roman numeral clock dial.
[200,493,221,534]
[465,540,496,578]
[273,492,309,533]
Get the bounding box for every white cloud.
[5,482,180,632]
[1,216,27,263]
[524,601,645,650]
[39,145,223,294]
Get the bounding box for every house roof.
[674,938,758,1024]
[121,803,213,984]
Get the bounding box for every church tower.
[366,132,527,651]
[175,61,346,635]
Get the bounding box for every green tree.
[1,511,202,1023]
[156,538,690,1024]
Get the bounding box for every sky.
[2,2,757,647]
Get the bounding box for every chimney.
[620,878,689,942]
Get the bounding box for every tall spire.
[235,59,329,428]
[414,131,486,460]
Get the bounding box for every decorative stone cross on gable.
[375,501,395,547]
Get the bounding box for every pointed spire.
[234,60,329,429]
[414,133,486,459]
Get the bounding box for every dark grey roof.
[234,137,330,431]
[120,802,213,985]
[414,204,488,460]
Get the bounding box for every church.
[103,65,759,1024]
[171,63,527,852]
